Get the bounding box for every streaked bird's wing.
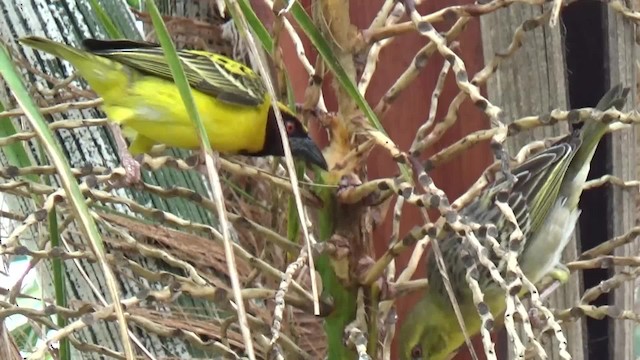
[464,135,580,244]
[83,39,267,107]
[400,85,631,360]
[431,136,580,296]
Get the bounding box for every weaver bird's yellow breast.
[104,75,271,154]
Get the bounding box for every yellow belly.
[102,76,270,154]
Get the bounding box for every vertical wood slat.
[605,3,638,360]
[480,4,586,360]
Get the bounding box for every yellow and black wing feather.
[82,39,267,107]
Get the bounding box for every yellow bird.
[19,36,328,171]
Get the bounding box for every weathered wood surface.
[481,3,578,360]
[481,2,638,360]
[605,3,638,360]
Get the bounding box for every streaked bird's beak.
[289,137,328,170]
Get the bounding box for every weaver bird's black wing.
[83,39,267,107]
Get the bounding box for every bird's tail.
[20,36,92,65]
[563,84,629,207]
[19,36,127,96]
[595,84,629,112]
[579,84,629,151]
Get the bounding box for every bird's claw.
[336,174,363,196]
[108,153,143,189]
[336,174,390,206]
[121,153,142,184]
[528,307,547,330]
[547,263,570,283]
[534,263,571,301]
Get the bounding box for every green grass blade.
[144,1,256,358]
[144,1,211,148]
[0,103,38,183]
[237,0,274,53]
[88,0,125,39]
[286,162,305,245]
[289,3,410,181]
[48,208,68,360]
[290,2,382,132]
[0,43,134,358]
[0,86,68,360]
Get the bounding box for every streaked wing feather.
[85,44,266,107]
[182,52,265,105]
[512,139,578,234]
[429,135,580,295]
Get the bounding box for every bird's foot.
[526,264,571,332]
[336,174,392,206]
[108,123,143,187]
[121,152,142,185]
[336,174,362,197]
[548,263,571,283]
[527,306,555,333]
[108,152,143,189]
[537,263,570,301]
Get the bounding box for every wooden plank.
[480,4,586,359]
[605,4,638,360]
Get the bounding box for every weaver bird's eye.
[285,121,296,135]
[411,345,423,359]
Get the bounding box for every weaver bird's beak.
[289,137,328,170]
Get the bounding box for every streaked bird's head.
[259,105,328,170]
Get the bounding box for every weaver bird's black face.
[261,107,328,170]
